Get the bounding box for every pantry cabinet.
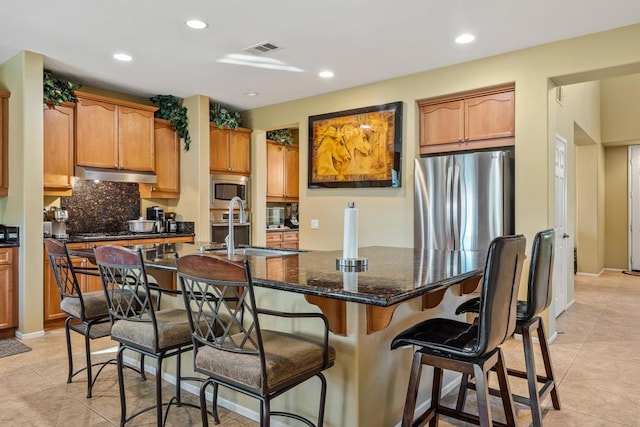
[0,91,9,196]
[418,84,514,154]
[210,125,251,175]
[139,119,181,199]
[0,247,17,331]
[44,102,75,196]
[75,91,156,171]
[266,141,298,201]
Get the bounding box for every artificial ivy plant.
[210,103,242,129]
[43,70,80,105]
[149,95,191,151]
[266,129,294,145]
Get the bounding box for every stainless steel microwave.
[210,174,250,210]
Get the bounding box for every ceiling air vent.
[242,41,281,55]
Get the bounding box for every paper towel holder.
[336,257,368,270]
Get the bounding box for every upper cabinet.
[418,84,515,154]
[75,91,156,171]
[139,119,180,199]
[210,125,251,175]
[0,91,9,196]
[44,102,75,196]
[266,141,299,201]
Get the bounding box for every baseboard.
[604,268,624,272]
[15,330,45,340]
[565,298,576,310]
[576,270,603,277]
[547,331,558,344]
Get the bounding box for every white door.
[554,135,568,317]
[628,146,640,270]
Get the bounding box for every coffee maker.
[49,207,69,238]
[146,206,165,233]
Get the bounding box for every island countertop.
[71,242,485,307]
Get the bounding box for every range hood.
[75,166,157,184]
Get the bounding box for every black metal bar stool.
[391,235,526,427]
[455,229,561,426]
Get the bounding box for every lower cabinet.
[266,230,299,249]
[0,247,18,331]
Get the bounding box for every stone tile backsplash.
[61,180,140,233]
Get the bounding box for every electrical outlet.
[311,219,319,229]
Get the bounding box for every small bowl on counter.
[127,217,155,233]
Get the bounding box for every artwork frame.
[308,101,402,188]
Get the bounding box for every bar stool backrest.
[94,245,158,328]
[524,229,555,320]
[45,238,85,314]
[476,234,526,356]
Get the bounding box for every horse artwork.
[308,102,402,188]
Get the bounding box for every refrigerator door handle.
[445,165,453,249]
[452,164,461,250]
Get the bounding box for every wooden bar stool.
[456,229,561,426]
[391,235,526,427]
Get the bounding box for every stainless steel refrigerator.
[414,149,514,252]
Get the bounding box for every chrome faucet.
[226,196,246,258]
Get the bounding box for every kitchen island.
[71,242,485,426]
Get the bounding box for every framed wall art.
[308,101,402,188]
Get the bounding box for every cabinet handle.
[464,136,469,141]
[458,137,462,143]
[114,164,118,168]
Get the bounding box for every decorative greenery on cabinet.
[210,103,242,129]
[43,70,80,106]
[149,95,191,151]
[266,129,294,145]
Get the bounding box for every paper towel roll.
[343,271,358,291]
[343,202,358,259]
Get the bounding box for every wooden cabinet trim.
[417,83,515,107]
[74,90,157,112]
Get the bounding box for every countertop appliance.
[266,207,284,228]
[165,212,177,233]
[146,206,165,233]
[0,225,19,243]
[414,148,514,252]
[211,211,250,246]
[48,207,69,239]
[211,174,249,210]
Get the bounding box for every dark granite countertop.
[69,242,485,307]
[0,242,19,248]
[53,232,195,244]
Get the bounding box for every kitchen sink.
[205,247,300,258]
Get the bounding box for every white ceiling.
[1,1,639,111]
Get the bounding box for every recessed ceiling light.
[244,92,258,97]
[319,70,334,79]
[113,53,132,62]
[186,19,208,30]
[455,33,476,44]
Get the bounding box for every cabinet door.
[0,265,14,329]
[284,146,299,199]
[76,97,119,168]
[229,128,251,174]
[464,91,514,142]
[44,104,75,190]
[266,232,283,248]
[419,100,464,147]
[210,127,230,173]
[266,142,285,197]
[44,260,66,322]
[141,120,180,198]
[119,107,155,171]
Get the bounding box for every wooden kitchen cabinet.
[266,141,299,201]
[44,102,75,196]
[266,230,299,249]
[210,125,251,174]
[139,119,181,199]
[0,91,10,196]
[0,247,17,332]
[418,84,514,154]
[75,91,156,171]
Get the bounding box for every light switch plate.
[311,219,319,229]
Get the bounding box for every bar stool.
[94,245,198,427]
[455,229,561,426]
[45,238,114,398]
[391,235,526,427]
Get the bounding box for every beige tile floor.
[1,271,639,426]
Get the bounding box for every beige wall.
[601,74,640,143]
[0,51,44,336]
[604,146,628,268]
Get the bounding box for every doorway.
[628,145,640,270]
[554,134,568,317]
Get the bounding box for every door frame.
[628,145,640,271]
